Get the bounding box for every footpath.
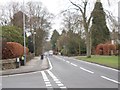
[1,56,49,75]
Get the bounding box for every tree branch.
[83,1,87,17]
[69,0,84,15]
[87,15,92,26]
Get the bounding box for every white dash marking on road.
[54,78,59,81]
[57,83,64,86]
[71,63,77,67]
[46,84,52,87]
[55,81,62,84]
[80,67,94,74]
[60,86,67,89]
[66,61,70,63]
[41,71,52,87]
[45,82,51,84]
[101,76,120,84]
[47,70,67,88]
[44,79,49,82]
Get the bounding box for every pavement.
[1,56,49,75]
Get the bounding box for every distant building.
[11,11,28,30]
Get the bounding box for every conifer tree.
[91,1,110,48]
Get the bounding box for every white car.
[49,50,53,56]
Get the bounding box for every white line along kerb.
[47,57,53,70]
[101,76,120,84]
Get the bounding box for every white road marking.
[70,63,77,67]
[80,67,94,74]
[46,84,52,87]
[47,70,67,88]
[66,61,70,63]
[72,58,119,72]
[55,81,62,84]
[47,57,53,70]
[101,76,120,84]
[41,71,52,87]
[57,83,64,86]
[41,71,49,81]
[45,82,51,84]
[44,79,49,82]
[60,86,67,88]
[53,78,59,81]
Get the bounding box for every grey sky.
[0,0,119,34]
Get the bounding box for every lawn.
[76,55,119,69]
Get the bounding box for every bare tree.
[7,2,20,24]
[69,0,92,58]
[26,1,53,55]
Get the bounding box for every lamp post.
[33,31,36,55]
[23,0,26,65]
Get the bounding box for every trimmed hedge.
[2,42,29,59]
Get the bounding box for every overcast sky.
[0,0,119,35]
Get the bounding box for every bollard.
[41,54,44,60]
[16,58,20,68]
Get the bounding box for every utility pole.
[23,0,26,65]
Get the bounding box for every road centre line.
[101,76,120,84]
[70,63,77,67]
[66,61,70,63]
[80,67,94,74]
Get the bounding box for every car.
[49,50,53,56]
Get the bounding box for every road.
[2,55,119,89]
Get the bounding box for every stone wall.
[1,59,16,70]
[1,53,35,70]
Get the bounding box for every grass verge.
[76,55,119,70]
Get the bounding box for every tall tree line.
[0,1,53,56]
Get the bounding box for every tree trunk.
[86,32,91,58]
